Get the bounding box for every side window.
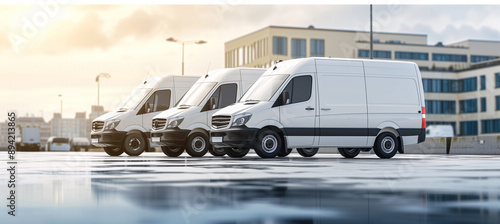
[275,75,312,106]
[139,90,171,114]
[202,83,237,111]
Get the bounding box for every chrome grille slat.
[92,121,104,132]
[212,116,231,129]
[152,118,167,130]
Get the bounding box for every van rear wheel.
[277,148,293,157]
[254,129,282,158]
[161,146,184,157]
[209,147,226,157]
[123,133,147,156]
[225,147,250,158]
[373,132,399,159]
[104,147,124,156]
[297,148,319,157]
[338,148,361,158]
[186,132,210,157]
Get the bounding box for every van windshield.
[240,74,289,102]
[176,82,217,107]
[117,88,152,111]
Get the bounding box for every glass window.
[117,88,152,111]
[480,75,486,90]
[425,100,456,114]
[204,83,237,111]
[496,73,500,88]
[395,51,429,60]
[459,99,478,114]
[460,121,478,136]
[471,55,499,63]
[276,75,312,106]
[481,119,500,134]
[481,97,487,112]
[273,36,287,55]
[310,39,324,57]
[141,90,171,114]
[358,50,391,59]
[358,50,369,58]
[432,53,467,62]
[497,96,500,111]
[291,38,306,58]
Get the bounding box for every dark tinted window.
[275,75,312,106]
[141,90,171,114]
[204,83,237,111]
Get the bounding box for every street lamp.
[166,37,207,75]
[96,73,111,106]
[58,94,63,115]
[58,94,62,136]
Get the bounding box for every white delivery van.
[91,75,198,156]
[150,68,265,157]
[426,125,454,137]
[210,58,426,159]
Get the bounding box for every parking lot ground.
[2,152,500,224]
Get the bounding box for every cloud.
[113,9,164,40]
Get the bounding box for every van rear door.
[316,59,369,147]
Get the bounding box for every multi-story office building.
[50,112,88,139]
[225,26,500,136]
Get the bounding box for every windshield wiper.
[244,99,260,102]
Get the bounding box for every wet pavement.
[2,151,500,224]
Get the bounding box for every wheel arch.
[259,125,287,150]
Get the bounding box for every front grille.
[92,121,104,132]
[152,118,167,130]
[212,115,231,129]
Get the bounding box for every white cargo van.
[426,125,454,137]
[150,68,265,157]
[210,58,426,159]
[91,75,198,156]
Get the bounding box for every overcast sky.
[2,4,500,122]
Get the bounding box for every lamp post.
[96,73,111,106]
[58,94,63,115]
[58,94,62,136]
[166,37,207,75]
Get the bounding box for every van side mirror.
[210,97,217,110]
[282,91,290,105]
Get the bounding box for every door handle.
[321,108,331,111]
[305,107,314,111]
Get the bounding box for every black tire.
[185,132,210,157]
[254,129,282,158]
[338,148,361,158]
[161,146,184,157]
[123,133,147,156]
[277,148,293,157]
[225,147,250,158]
[104,147,124,156]
[373,132,399,159]
[297,148,319,157]
[209,147,226,157]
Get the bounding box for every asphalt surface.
[2,151,500,224]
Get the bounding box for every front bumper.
[150,129,190,147]
[210,127,259,148]
[90,130,127,147]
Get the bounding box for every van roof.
[268,57,418,75]
[196,67,266,83]
[137,75,199,89]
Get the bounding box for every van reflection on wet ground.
[8,152,500,224]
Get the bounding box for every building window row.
[459,99,478,114]
[481,97,487,112]
[422,77,477,93]
[471,55,499,63]
[310,39,325,57]
[395,51,429,61]
[425,100,456,114]
[460,121,478,136]
[291,38,306,58]
[273,36,325,58]
[432,53,467,62]
[481,119,500,134]
[273,36,287,56]
[496,73,500,88]
[358,50,391,59]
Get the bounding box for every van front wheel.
[373,132,399,159]
[338,148,361,158]
[186,132,210,157]
[123,133,147,156]
[297,148,319,157]
[254,129,282,158]
[104,147,124,156]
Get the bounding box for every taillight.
[421,107,426,129]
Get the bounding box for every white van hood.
[153,107,192,120]
[93,111,130,122]
[214,102,268,117]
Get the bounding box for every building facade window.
[470,55,499,63]
[310,39,324,57]
[291,38,306,58]
[358,50,391,59]
[432,53,467,62]
[481,119,500,134]
[460,120,478,136]
[481,97,486,112]
[480,75,486,90]
[497,96,500,111]
[496,73,500,88]
[425,100,456,114]
[459,99,478,114]
[422,77,477,93]
[273,36,287,55]
[395,51,429,60]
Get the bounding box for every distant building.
[226,26,500,136]
[0,116,51,149]
[50,112,87,139]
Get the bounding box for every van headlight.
[104,119,120,130]
[167,116,184,128]
[232,113,252,127]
